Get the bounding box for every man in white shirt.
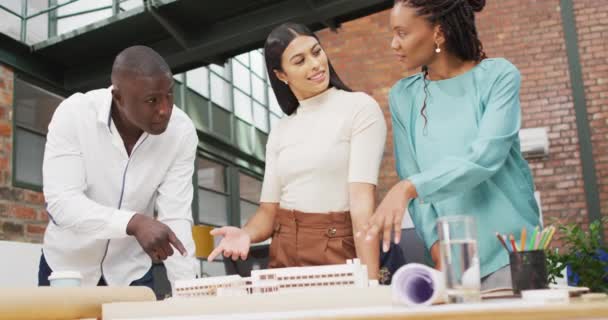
[38,46,198,290]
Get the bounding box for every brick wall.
[573,0,608,240]
[0,64,48,243]
[317,0,607,246]
[477,0,589,244]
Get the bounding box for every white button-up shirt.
[42,87,198,287]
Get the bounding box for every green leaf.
[544,219,607,292]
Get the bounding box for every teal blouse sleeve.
[408,64,522,204]
[389,86,439,249]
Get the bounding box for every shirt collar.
[296,87,337,114]
[97,86,114,130]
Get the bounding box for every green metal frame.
[227,166,241,227]
[11,128,44,192]
[193,152,262,228]
[194,155,231,228]
[48,0,57,38]
[236,170,264,227]
[0,0,127,44]
[11,81,43,192]
[231,50,280,134]
[560,0,603,241]
[191,154,199,224]
[176,55,276,168]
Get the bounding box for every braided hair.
[394,0,487,127]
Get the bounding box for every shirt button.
[327,227,337,237]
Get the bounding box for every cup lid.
[48,271,83,280]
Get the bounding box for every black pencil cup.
[509,250,548,294]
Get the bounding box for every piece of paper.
[391,263,445,306]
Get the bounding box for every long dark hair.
[264,22,351,116]
[395,0,487,127]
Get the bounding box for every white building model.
[173,259,378,298]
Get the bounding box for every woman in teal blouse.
[362,0,541,288]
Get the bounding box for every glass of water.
[437,215,481,303]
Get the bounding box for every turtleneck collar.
[296,87,338,113]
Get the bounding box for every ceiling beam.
[0,33,64,89]
[45,0,392,91]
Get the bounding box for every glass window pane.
[239,173,262,203]
[233,90,252,123]
[270,114,280,130]
[173,81,183,109]
[57,0,111,15]
[251,50,266,77]
[251,75,266,104]
[211,105,232,139]
[210,63,229,78]
[210,74,231,110]
[58,6,112,35]
[14,78,63,134]
[268,87,282,115]
[185,90,210,129]
[197,189,228,226]
[235,52,250,66]
[187,67,209,97]
[235,118,252,154]
[119,0,142,11]
[253,129,267,160]
[0,1,21,13]
[253,101,268,132]
[240,200,257,227]
[232,61,251,94]
[14,129,45,187]
[25,11,48,44]
[197,158,226,193]
[0,9,21,41]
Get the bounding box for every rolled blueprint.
[0,287,156,320]
[391,263,445,306]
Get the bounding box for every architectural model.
[173,259,378,298]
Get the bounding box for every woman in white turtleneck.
[207,22,386,280]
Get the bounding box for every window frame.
[12,74,65,191]
[193,153,263,228]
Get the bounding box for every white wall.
[0,240,41,287]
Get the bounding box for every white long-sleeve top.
[260,87,387,212]
[42,87,198,287]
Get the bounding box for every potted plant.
[546,217,608,293]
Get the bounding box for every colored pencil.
[520,227,527,251]
[529,226,539,250]
[539,227,550,249]
[543,226,556,250]
[505,234,513,252]
[496,232,510,251]
[509,234,518,252]
[533,230,542,250]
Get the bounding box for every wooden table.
[298,300,608,320]
[102,287,608,320]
